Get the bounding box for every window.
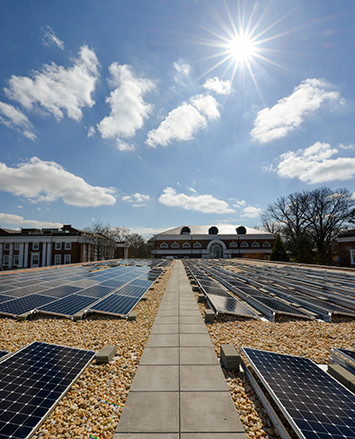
[193,242,202,249]
[229,242,238,248]
[31,253,40,267]
[55,254,61,265]
[240,241,249,248]
[33,242,39,250]
[160,242,168,249]
[180,226,191,235]
[14,243,20,250]
[65,242,72,250]
[182,242,191,248]
[252,241,260,248]
[64,254,71,264]
[208,226,218,235]
[3,255,9,266]
[171,242,180,249]
[13,254,20,266]
[351,249,355,265]
[4,243,10,250]
[55,242,62,250]
[262,242,271,248]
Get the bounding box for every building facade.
[150,225,276,259]
[337,230,355,268]
[0,224,128,270]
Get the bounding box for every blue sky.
[1,0,355,238]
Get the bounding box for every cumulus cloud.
[277,141,355,184]
[41,25,64,50]
[231,199,247,208]
[97,63,154,150]
[87,126,95,137]
[203,77,231,95]
[158,187,234,214]
[0,157,116,207]
[146,94,219,148]
[173,59,191,83]
[0,101,36,139]
[4,45,99,121]
[0,213,62,229]
[251,78,342,143]
[241,206,263,218]
[122,193,150,207]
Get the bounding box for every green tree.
[270,235,290,262]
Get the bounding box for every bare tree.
[125,233,150,258]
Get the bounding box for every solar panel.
[0,341,95,439]
[40,285,82,298]
[0,294,56,317]
[76,285,114,298]
[37,294,98,317]
[89,294,139,317]
[0,351,8,359]
[207,294,258,318]
[332,348,355,374]
[100,279,127,288]
[242,347,355,439]
[0,294,12,304]
[115,284,147,298]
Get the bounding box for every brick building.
[150,225,276,259]
[0,224,128,270]
[337,230,355,268]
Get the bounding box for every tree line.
[85,222,151,259]
[262,187,355,265]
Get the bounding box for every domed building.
[150,225,276,259]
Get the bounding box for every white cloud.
[97,63,154,148]
[116,139,135,152]
[173,59,191,83]
[41,25,64,50]
[0,213,62,229]
[146,94,219,148]
[277,141,355,184]
[158,187,234,214]
[241,206,263,218]
[122,193,150,207]
[203,77,231,95]
[0,101,36,140]
[0,157,116,207]
[4,45,99,121]
[251,78,342,143]
[231,199,247,208]
[87,126,95,137]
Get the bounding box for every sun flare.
[227,33,257,64]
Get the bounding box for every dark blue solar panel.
[89,295,139,316]
[2,285,50,298]
[242,347,355,439]
[0,351,8,359]
[0,341,95,439]
[100,279,127,289]
[0,295,12,304]
[0,295,56,317]
[40,285,82,298]
[130,279,153,289]
[37,294,97,316]
[115,285,147,298]
[76,285,114,298]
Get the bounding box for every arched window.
[171,242,180,249]
[240,241,249,248]
[180,226,191,235]
[263,242,271,248]
[182,242,191,248]
[193,242,202,248]
[209,226,219,235]
[229,241,238,248]
[236,226,247,235]
[252,241,260,248]
[160,242,168,249]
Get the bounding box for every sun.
[226,33,258,65]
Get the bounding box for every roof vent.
[236,226,247,235]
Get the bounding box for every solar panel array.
[184,261,258,318]
[242,347,355,439]
[0,341,95,439]
[0,260,166,319]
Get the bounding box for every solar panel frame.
[88,294,140,317]
[332,348,355,375]
[0,294,57,318]
[242,347,355,439]
[37,294,98,318]
[0,341,95,439]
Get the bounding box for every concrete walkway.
[114,260,246,439]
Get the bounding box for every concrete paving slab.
[180,347,219,365]
[117,392,179,433]
[115,435,179,439]
[146,334,179,347]
[154,316,179,324]
[181,391,244,433]
[180,333,212,347]
[150,324,179,334]
[181,434,247,438]
[180,365,229,391]
[131,365,179,391]
[180,315,204,324]
[140,347,179,365]
[179,324,208,334]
